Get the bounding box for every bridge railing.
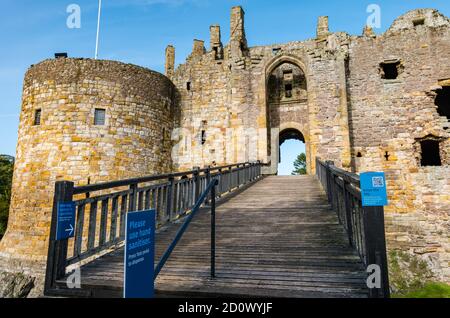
[44,161,262,294]
[316,158,390,298]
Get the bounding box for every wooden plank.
[73,203,85,257]
[60,175,369,298]
[119,195,127,239]
[110,196,119,242]
[87,201,98,250]
[99,199,108,246]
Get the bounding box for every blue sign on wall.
[360,172,388,207]
[56,202,76,240]
[124,209,155,299]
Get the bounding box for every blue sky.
[1,1,449,173]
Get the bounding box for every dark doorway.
[420,140,442,166]
[435,86,450,120]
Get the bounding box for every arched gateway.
[265,55,311,174]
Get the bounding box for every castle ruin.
[0,7,449,293]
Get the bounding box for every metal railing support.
[44,181,74,293]
[193,166,200,203]
[154,179,219,279]
[363,206,390,298]
[211,182,216,279]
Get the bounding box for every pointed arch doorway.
[278,129,307,175]
[264,55,311,175]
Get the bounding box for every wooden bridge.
[44,160,389,298]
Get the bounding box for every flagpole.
[95,0,102,59]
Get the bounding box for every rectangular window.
[380,61,401,80]
[187,82,191,91]
[420,140,441,166]
[94,108,106,126]
[213,47,219,60]
[283,70,293,81]
[285,84,293,98]
[34,109,41,126]
[413,18,425,27]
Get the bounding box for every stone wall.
[169,7,449,282]
[170,8,353,174]
[1,6,449,294]
[347,9,450,281]
[0,58,174,281]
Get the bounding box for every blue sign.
[124,210,155,298]
[360,172,388,207]
[56,202,76,240]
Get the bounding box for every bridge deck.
[57,176,368,298]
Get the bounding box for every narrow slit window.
[285,84,293,98]
[213,47,219,60]
[380,61,401,80]
[201,130,206,145]
[94,108,106,126]
[186,82,191,91]
[420,140,442,166]
[34,109,41,126]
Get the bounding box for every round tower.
[0,58,175,278]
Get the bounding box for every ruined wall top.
[25,58,174,101]
[387,9,450,34]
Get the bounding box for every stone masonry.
[0,59,175,286]
[0,6,449,295]
[168,7,449,283]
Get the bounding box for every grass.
[392,282,450,298]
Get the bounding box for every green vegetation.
[393,282,450,298]
[291,153,307,175]
[0,155,14,237]
[388,250,449,298]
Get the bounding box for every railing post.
[167,174,175,220]
[343,181,354,247]
[193,166,200,202]
[325,161,334,205]
[228,166,232,192]
[44,181,74,293]
[211,181,216,279]
[257,160,261,178]
[205,166,211,204]
[218,168,222,197]
[363,206,390,298]
[129,183,138,212]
